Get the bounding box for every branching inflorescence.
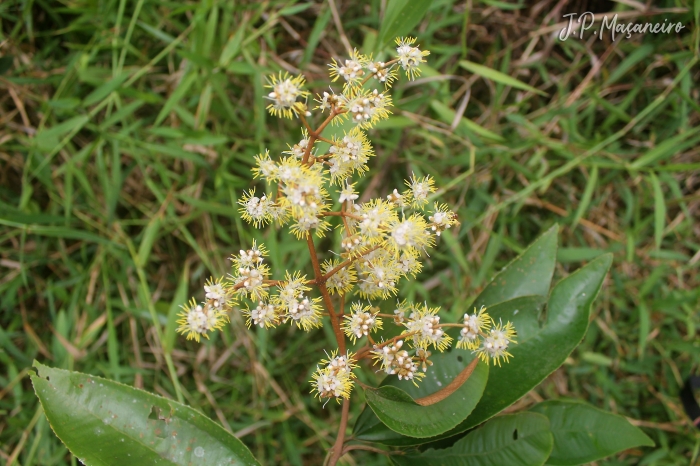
[177,38,516,409]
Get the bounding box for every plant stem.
[306,234,345,353]
[321,244,382,281]
[301,109,340,165]
[321,211,362,220]
[328,398,350,466]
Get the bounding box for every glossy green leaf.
[355,352,488,442]
[354,225,558,447]
[31,361,260,466]
[454,254,613,435]
[530,400,654,465]
[474,224,558,309]
[371,295,542,446]
[377,0,432,49]
[392,412,553,466]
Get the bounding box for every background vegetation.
[1,0,699,464]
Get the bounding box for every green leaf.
[530,400,654,465]
[34,115,90,152]
[48,98,81,110]
[137,21,177,44]
[137,216,161,268]
[301,6,331,66]
[604,44,654,86]
[219,26,246,67]
[459,60,547,96]
[279,3,313,16]
[629,128,700,169]
[571,165,598,228]
[474,224,558,308]
[0,220,115,246]
[83,74,129,107]
[457,254,613,433]
[155,72,198,126]
[377,0,432,49]
[0,55,13,75]
[355,352,488,442]
[430,100,505,143]
[164,266,190,355]
[649,173,666,249]
[392,412,553,466]
[31,361,260,466]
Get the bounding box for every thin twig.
[321,245,382,281]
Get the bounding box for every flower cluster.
[311,351,358,405]
[371,340,424,383]
[342,303,382,342]
[176,296,229,343]
[177,37,517,405]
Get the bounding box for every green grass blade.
[377,0,432,49]
[459,60,546,96]
[572,165,598,228]
[648,172,666,249]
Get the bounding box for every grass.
[1,0,699,464]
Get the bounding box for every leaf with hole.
[31,361,260,465]
[530,400,654,465]
[392,412,553,466]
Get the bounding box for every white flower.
[339,183,359,204]
[475,321,516,366]
[388,215,431,251]
[329,49,367,86]
[265,73,308,118]
[340,89,391,127]
[177,298,228,342]
[404,304,452,351]
[341,234,363,251]
[249,301,278,328]
[357,200,395,240]
[387,188,406,207]
[406,173,435,207]
[395,37,429,80]
[238,190,274,227]
[284,133,312,159]
[316,91,340,112]
[204,279,227,310]
[252,151,278,181]
[286,295,322,330]
[370,340,424,382]
[342,303,382,341]
[368,61,396,85]
[328,128,373,182]
[429,203,459,236]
